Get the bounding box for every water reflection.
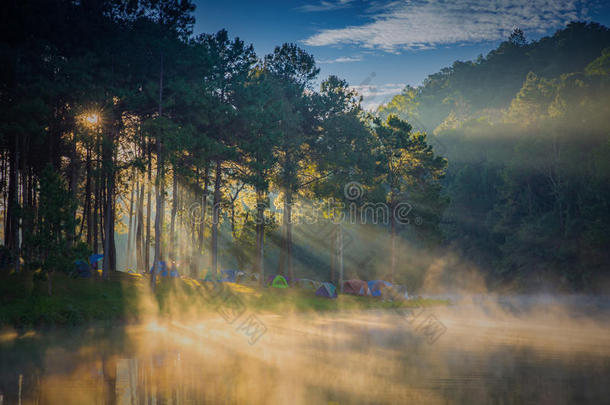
[1,296,609,404]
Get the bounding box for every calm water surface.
[1,296,609,404]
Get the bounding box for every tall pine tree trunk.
[210,159,222,276]
[82,147,92,245]
[255,190,265,286]
[67,132,79,248]
[136,179,145,272]
[151,52,164,290]
[93,162,99,255]
[390,199,396,284]
[336,223,343,292]
[145,148,152,272]
[5,136,20,268]
[329,223,336,284]
[170,168,178,262]
[279,188,294,283]
[198,163,209,257]
[102,127,116,279]
[127,168,136,268]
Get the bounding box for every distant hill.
[378,22,610,132]
[385,22,610,290]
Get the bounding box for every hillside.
[376,22,610,290]
[378,22,610,132]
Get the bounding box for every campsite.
[2,1,610,404]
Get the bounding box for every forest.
[1,2,610,404]
[0,0,447,295]
[1,1,608,294]
[379,22,610,290]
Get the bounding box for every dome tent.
[315,282,337,299]
[88,254,103,270]
[149,261,168,277]
[271,275,288,288]
[367,280,392,297]
[343,279,370,296]
[74,260,92,278]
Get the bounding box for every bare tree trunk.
[255,190,265,286]
[329,223,336,284]
[67,132,79,248]
[145,148,152,272]
[81,147,92,245]
[93,163,99,254]
[210,159,222,276]
[170,168,178,262]
[5,136,19,269]
[285,189,293,284]
[197,165,207,249]
[151,52,164,290]
[103,127,116,279]
[136,179,145,272]
[127,168,136,268]
[337,223,343,292]
[390,199,396,284]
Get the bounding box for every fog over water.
[1,294,608,404]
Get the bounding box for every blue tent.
[74,260,92,278]
[88,254,103,270]
[315,282,337,299]
[150,261,168,277]
[367,280,392,297]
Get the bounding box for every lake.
[1,295,609,404]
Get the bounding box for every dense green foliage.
[379,24,610,289]
[2,1,607,296]
[0,0,445,296]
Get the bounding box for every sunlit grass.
[0,270,448,330]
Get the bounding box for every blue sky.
[193,0,610,109]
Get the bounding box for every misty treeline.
[0,0,446,290]
[379,23,610,289]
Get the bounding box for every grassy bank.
[0,270,449,330]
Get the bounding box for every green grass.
[0,271,449,330]
[0,270,142,329]
[246,287,449,313]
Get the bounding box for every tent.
[149,261,168,277]
[220,269,244,283]
[368,280,392,297]
[270,275,288,288]
[88,254,103,270]
[267,274,291,285]
[315,282,337,299]
[343,279,370,296]
[296,278,318,290]
[74,260,92,278]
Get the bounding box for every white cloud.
[297,0,356,12]
[318,55,363,63]
[303,0,589,51]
